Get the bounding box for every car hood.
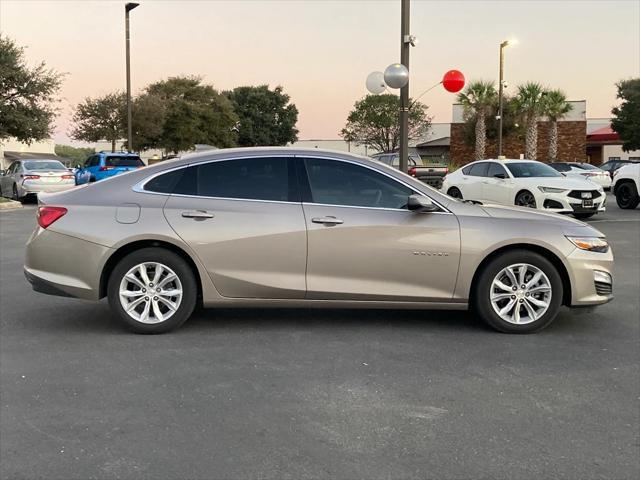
[529,176,601,190]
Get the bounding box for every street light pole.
[125,3,139,153]
[498,40,507,158]
[399,0,410,173]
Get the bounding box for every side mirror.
[0,170,5,176]
[494,173,506,179]
[407,194,439,213]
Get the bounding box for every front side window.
[303,158,413,209]
[89,156,100,167]
[506,162,563,178]
[487,162,507,177]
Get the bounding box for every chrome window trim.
[132,153,451,213]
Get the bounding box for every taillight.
[22,174,40,180]
[62,174,75,179]
[37,206,67,229]
[408,167,417,177]
[99,166,115,171]
[444,167,449,174]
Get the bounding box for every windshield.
[505,162,563,178]
[23,160,67,171]
[105,156,144,167]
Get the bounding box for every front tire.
[616,182,639,209]
[447,187,463,199]
[515,190,537,209]
[107,248,197,333]
[473,250,563,333]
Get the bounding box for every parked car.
[75,151,145,185]
[599,159,639,179]
[371,152,448,189]
[612,163,640,209]
[549,162,612,190]
[0,159,76,201]
[441,159,606,220]
[25,148,613,335]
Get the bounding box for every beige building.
[0,138,58,169]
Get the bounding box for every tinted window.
[23,160,67,171]
[487,162,507,177]
[144,169,185,194]
[461,165,472,175]
[106,156,144,167]
[468,162,489,177]
[182,157,291,201]
[89,156,100,167]
[550,163,571,172]
[304,158,413,209]
[506,162,562,178]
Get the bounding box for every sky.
[1,0,639,146]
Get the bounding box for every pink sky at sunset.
[1,0,638,146]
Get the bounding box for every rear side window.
[467,162,489,177]
[144,169,185,194]
[106,156,144,167]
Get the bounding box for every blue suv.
[75,151,145,185]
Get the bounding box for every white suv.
[612,163,640,209]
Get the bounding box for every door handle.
[181,210,214,219]
[311,216,344,225]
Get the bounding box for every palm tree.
[457,81,497,160]
[542,89,572,161]
[514,82,547,159]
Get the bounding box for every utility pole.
[399,0,410,173]
[125,3,139,152]
[498,40,507,158]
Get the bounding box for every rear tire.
[447,187,463,199]
[107,248,197,334]
[12,184,23,203]
[473,250,563,333]
[616,182,639,209]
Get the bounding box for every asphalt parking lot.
[1,196,638,480]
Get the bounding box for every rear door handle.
[181,210,214,219]
[311,216,344,225]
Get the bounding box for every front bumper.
[538,189,606,215]
[565,246,614,306]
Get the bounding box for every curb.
[0,200,23,211]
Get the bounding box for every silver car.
[1,159,76,201]
[24,148,614,334]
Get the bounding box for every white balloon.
[366,71,386,95]
[384,63,409,89]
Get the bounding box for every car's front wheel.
[447,187,463,199]
[473,250,563,333]
[615,182,640,209]
[107,248,197,333]
[515,190,537,209]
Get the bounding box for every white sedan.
[549,162,612,190]
[441,159,606,220]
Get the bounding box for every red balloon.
[442,70,465,93]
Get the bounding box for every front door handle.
[311,216,344,225]
[181,210,214,219]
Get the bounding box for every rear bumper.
[20,183,76,195]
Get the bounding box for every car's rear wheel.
[616,182,639,209]
[107,248,197,333]
[12,184,23,203]
[473,250,563,333]
[515,190,537,209]
[447,187,463,199]
[573,212,595,220]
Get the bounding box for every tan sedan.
[24,148,613,334]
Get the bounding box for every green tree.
[131,92,166,152]
[70,92,126,152]
[340,94,430,153]
[0,34,63,144]
[514,82,547,160]
[225,85,298,146]
[462,96,521,150]
[54,144,95,166]
[541,89,572,161]
[457,80,498,160]
[611,78,640,152]
[144,76,238,153]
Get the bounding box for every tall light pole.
[498,38,517,158]
[399,0,410,173]
[125,2,139,152]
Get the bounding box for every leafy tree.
[225,85,298,146]
[70,92,126,152]
[462,96,521,149]
[0,34,63,144]
[611,78,640,152]
[541,89,572,161]
[54,144,94,166]
[457,80,498,160]
[514,82,547,160]
[340,94,430,153]
[131,92,166,152]
[144,76,238,153]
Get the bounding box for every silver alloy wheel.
[489,263,552,325]
[118,262,183,324]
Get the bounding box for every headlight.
[538,186,568,193]
[566,236,609,253]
